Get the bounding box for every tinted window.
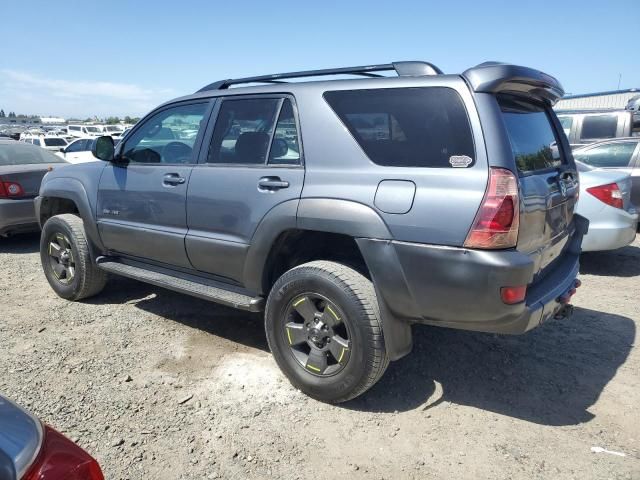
[581,115,618,140]
[65,139,88,152]
[574,142,637,168]
[69,126,80,131]
[0,143,66,166]
[207,98,279,164]
[44,138,67,147]
[499,97,564,173]
[123,103,207,164]
[324,88,474,168]
[268,99,300,165]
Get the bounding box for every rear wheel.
[265,261,389,403]
[40,214,107,301]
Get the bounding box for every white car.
[100,125,125,139]
[577,161,638,251]
[55,138,98,164]
[20,135,68,152]
[67,125,102,138]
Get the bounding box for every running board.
[96,258,264,312]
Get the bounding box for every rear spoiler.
[462,62,564,106]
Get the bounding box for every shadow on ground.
[0,232,40,254]
[88,277,268,352]
[580,245,640,277]
[88,276,634,427]
[346,306,634,426]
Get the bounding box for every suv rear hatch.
[462,63,582,282]
[498,95,579,280]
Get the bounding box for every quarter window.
[123,103,208,164]
[574,142,637,168]
[268,99,301,165]
[324,87,475,168]
[580,115,618,140]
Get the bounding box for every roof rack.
[197,61,443,92]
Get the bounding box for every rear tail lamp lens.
[0,178,25,198]
[464,168,520,249]
[586,182,623,209]
[22,425,104,480]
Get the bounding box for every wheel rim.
[47,233,76,285]
[284,293,351,376]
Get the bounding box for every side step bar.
[96,258,264,312]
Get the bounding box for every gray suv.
[35,61,586,402]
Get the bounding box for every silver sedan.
[577,161,638,251]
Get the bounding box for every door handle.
[258,177,289,191]
[163,173,186,186]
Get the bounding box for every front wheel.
[265,261,389,403]
[40,214,107,301]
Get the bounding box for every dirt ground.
[1,233,639,480]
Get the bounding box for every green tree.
[0,109,5,118]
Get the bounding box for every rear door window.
[207,98,280,165]
[580,115,618,140]
[574,142,637,168]
[499,97,565,173]
[324,87,475,168]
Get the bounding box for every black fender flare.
[37,177,105,254]
[245,198,413,361]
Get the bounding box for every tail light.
[22,425,104,480]
[586,182,623,209]
[0,178,25,198]
[464,168,520,249]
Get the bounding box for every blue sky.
[1,0,638,118]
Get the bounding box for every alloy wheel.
[284,293,351,376]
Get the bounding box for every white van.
[66,125,102,138]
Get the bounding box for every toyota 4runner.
[36,61,587,402]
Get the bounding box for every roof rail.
[197,61,443,92]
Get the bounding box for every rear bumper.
[0,199,38,235]
[358,217,586,336]
[581,208,638,252]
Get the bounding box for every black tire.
[265,260,389,403]
[40,214,107,301]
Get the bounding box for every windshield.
[0,143,66,166]
[105,126,121,132]
[499,96,566,173]
[43,138,67,147]
[85,126,100,133]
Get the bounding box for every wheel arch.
[37,178,105,255]
[245,198,412,361]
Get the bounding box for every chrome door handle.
[258,177,289,191]
[163,173,186,185]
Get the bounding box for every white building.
[39,116,66,124]
[555,88,639,111]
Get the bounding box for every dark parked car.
[0,395,104,479]
[573,137,640,206]
[36,61,586,402]
[0,140,67,237]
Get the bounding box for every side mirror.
[92,135,114,161]
[59,147,65,153]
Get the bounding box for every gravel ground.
[1,233,639,480]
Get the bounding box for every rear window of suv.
[580,114,618,140]
[499,96,565,173]
[324,87,474,168]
